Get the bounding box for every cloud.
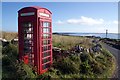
[55,20,64,24]
[113,20,118,24]
[67,16,104,26]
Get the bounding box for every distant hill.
[1,31,18,40]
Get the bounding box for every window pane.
[24,27,33,33]
[42,63,50,70]
[43,28,46,33]
[43,34,46,38]
[43,46,48,51]
[42,46,51,52]
[48,46,51,50]
[48,40,50,44]
[47,28,50,33]
[43,40,47,45]
[43,40,50,45]
[43,52,50,57]
[43,34,50,39]
[43,22,46,27]
[24,34,32,39]
[22,22,32,28]
[42,57,50,64]
[43,28,50,33]
[24,41,33,46]
[43,22,50,27]
[28,23,32,27]
[22,22,34,56]
[24,47,32,53]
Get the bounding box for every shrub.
[95,55,106,66]
[2,56,11,66]
[102,49,112,58]
[53,57,79,74]
[2,43,18,60]
[69,55,80,62]
[90,60,103,74]
[2,43,36,79]
[37,68,60,79]
[80,60,91,74]
[80,53,89,62]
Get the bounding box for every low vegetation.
[38,35,116,79]
[38,50,115,79]
[2,33,116,79]
[2,43,36,79]
[52,35,93,50]
[1,31,18,40]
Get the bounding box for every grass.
[38,49,116,79]
[52,35,93,50]
[98,49,116,78]
[22,64,36,78]
[39,35,116,79]
[1,31,18,40]
[2,43,36,79]
[2,32,116,79]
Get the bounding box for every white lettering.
[39,13,49,17]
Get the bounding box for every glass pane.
[43,28,49,33]
[24,42,33,46]
[43,40,47,45]
[22,22,32,28]
[22,22,34,56]
[43,28,46,33]
[48,46,51,50]
[47,28,50,33]
[43,46,48,51]
[43,52,50,57]
[43,22,50,27]
[42,63,50,69]
[28,23,32,27]
[24,28,33,33]
[43,46,52,52]
[24,40,32,43]
[48,40,50,44]
[24,34,32,39]
[43,22,46,27]
[42,57,50,63]
[43,40,50,45]
[43,34,47,39]
[43,34,50,39]
[26,28,33,33]
[24,47,32,53]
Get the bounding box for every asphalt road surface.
[102,43,120,79]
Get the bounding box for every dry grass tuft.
[1,31,18,40]
[52,35,93,50]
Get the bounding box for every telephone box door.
[21,21,34,65]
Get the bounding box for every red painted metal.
[18,6,52,74]
[23,55,29,64]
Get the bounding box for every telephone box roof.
[18,6,52,14]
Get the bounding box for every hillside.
[1,32,116,79]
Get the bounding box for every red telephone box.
[18,6,52,74]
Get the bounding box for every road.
[102,43,120,79]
